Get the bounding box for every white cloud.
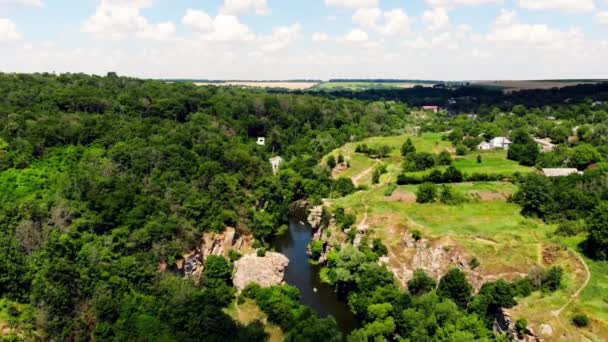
[518,0,595,13]
[597,12,608,24]
[377,9,412,35]
[352,7,381,28]
[425,0,502,7]
[0,0,43,7]
[258,23,301,51]
[487,23,583,48]
[312,32,330,42]
[341,28,369,42]
[494,9,517,26]
[324,0,378,10]
[136,21,176,41]
[220,0,269,15]
[0,17,20,41]
[82,0,175,40]
[182,10,254,42]
[422,7,450,31]
[404,37,430,49]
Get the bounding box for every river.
[273,219,358,335]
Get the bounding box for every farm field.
[313,81,435,91]
[194,81,319,90]
[472,80,607,93]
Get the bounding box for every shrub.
[541,266,563,292]
[515,318,528,338]
[337,154,345,164]
[416,183,437,203]
[477,154,482,164]
[437,151,452,166]
[572,314,590,328]
[229,250,242,262]
[372,238,388,257]
[327,155,336,169]
[408,269,437,296]
[309,240,325,260]
[470,257,480,270]
[456,144,468,156]
[555,221,585,237]
[439,185,466,205]
[384,184,397,197]
[412,230,422,242]
[256,248,267,257]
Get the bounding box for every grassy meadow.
[323,133,606,341]
[326,133,533,186]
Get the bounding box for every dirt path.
[351,159,380,187]
[549,250,592,341]
[553,251,591,317]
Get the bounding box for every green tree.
[513,174,552,217]
[407,269,437,296]
[585,202,608,260]
[437,150,452,166]
[416,183,437,203]
[327,155,337,169]
[437,268,472,309]
[401,138,416,157]
[569,144,601,170]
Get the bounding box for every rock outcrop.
[307,205,324,229]
[177,227,253,279]
[232,252,289,291]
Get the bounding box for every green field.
[326,133,533,186]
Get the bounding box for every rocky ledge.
[232,252,290,291]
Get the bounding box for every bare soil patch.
[469,190,509,201]
[386,191,417,203]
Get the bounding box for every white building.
[477,141,492,150]
[489,137,512,150]
[269,156,283,175]
[257,137,266,146]
[542,168,581,177]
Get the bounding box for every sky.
[1,0,608,80]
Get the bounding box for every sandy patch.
[386,191,417,203]
[469,190,509,201]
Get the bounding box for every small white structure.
[542,168,582,177]
[477,141,492,150]
[478,137,512,150]
[257,137,266,146]
[269,156,283,175]
[489,137,512,150]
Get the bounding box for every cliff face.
[232,252,290,291]
[176,227,253,279]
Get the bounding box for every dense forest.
[279,82,608,113]
[0,73,412,340]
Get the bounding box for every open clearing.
[225,299,283,342]
[324,134,606,341]
[330,184,606,341]
[194,81,319,90]
[472,80,607,93]
[326,132,533,186]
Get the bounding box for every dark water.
[273,219,358,335]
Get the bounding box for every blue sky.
[1,0,608,80]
